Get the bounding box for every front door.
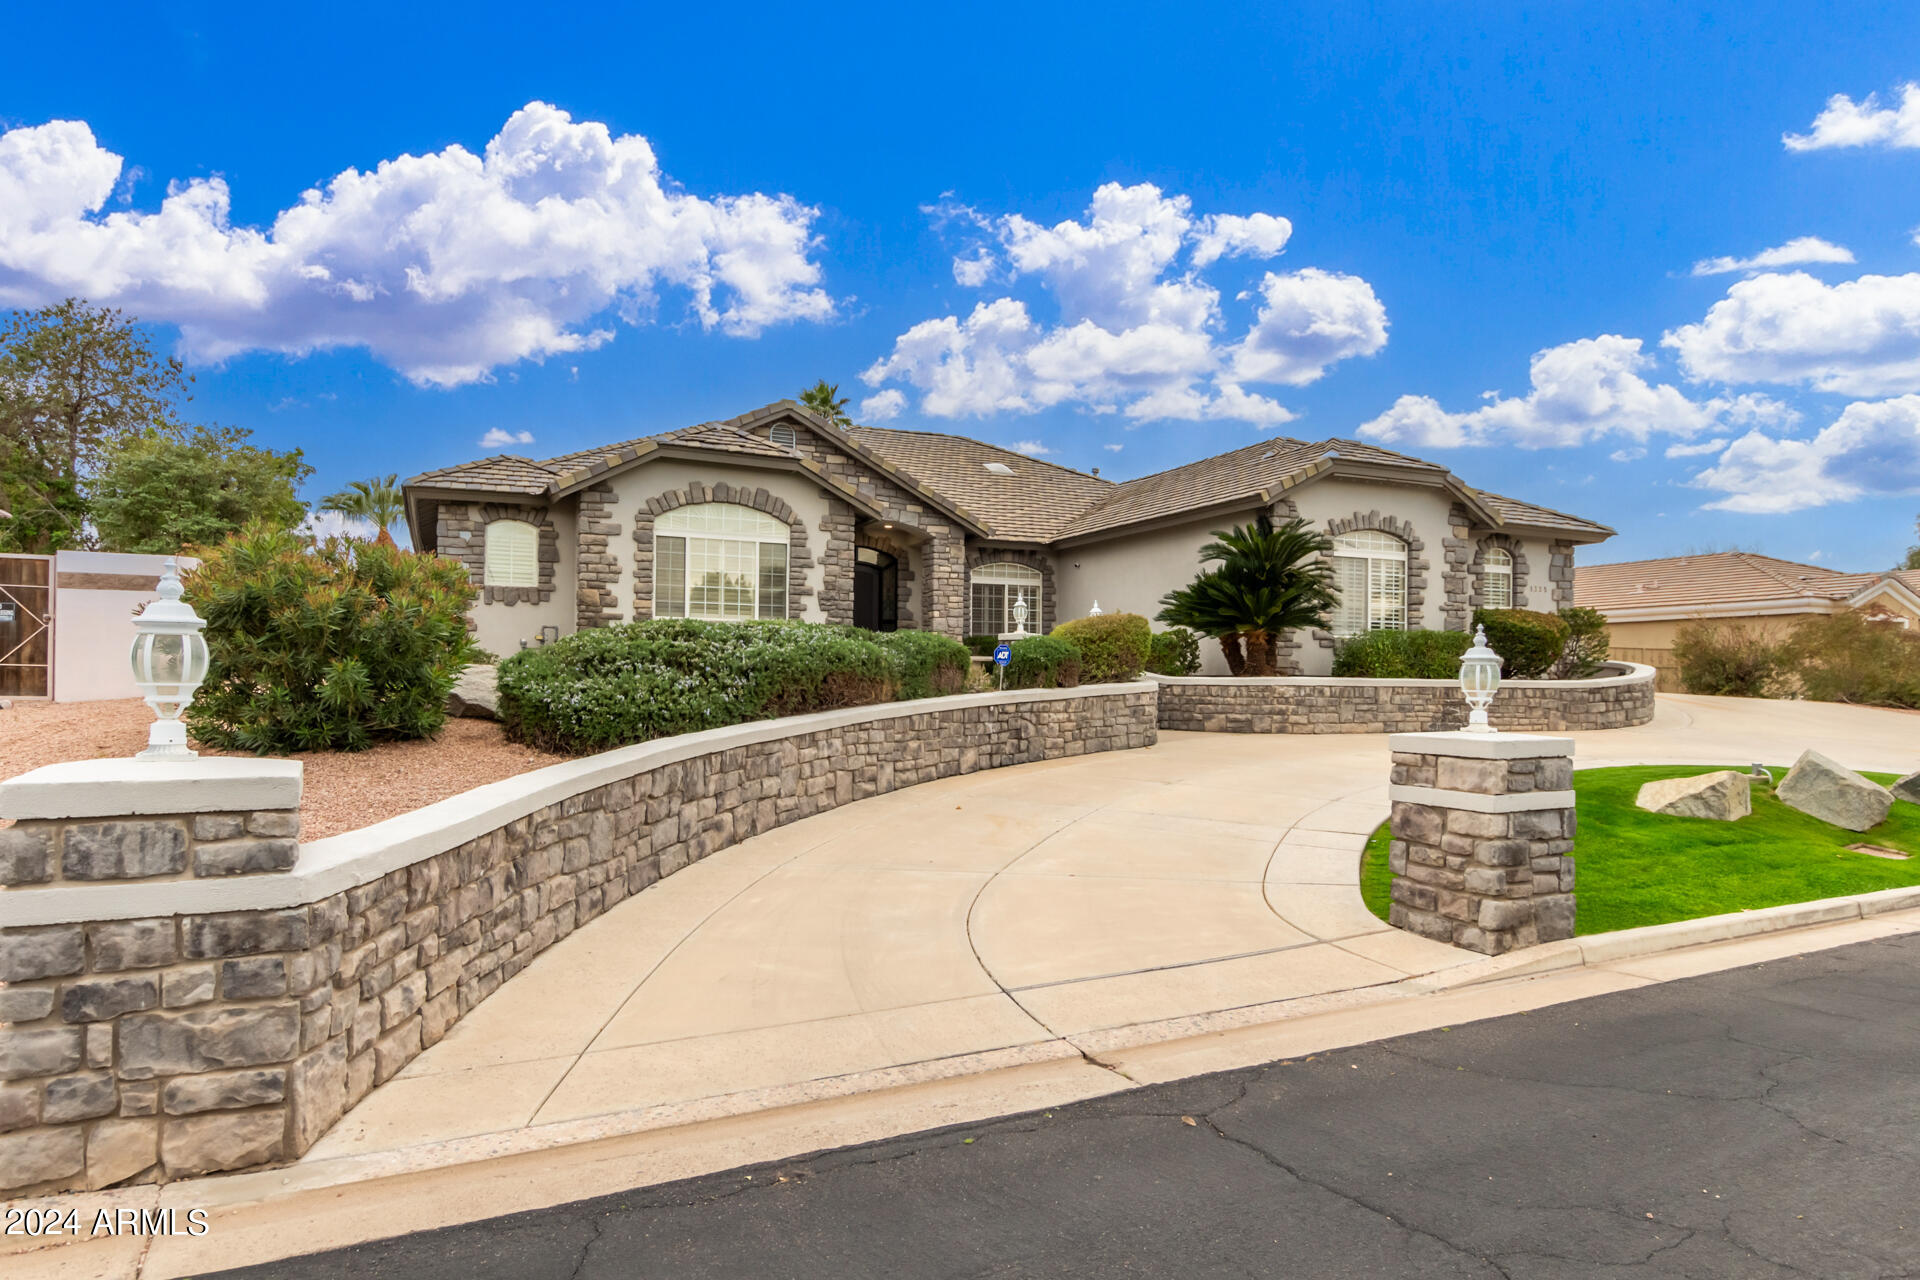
[853,547,898,631]
[0,554,53,698]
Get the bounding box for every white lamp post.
[1088,600,1103,617]
[1458,624,1502,734]
[1011,594,1030,637]
[130,558,209,760]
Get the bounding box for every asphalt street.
[221,933,1920,1279]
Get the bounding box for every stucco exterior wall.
[50,552,200,703]
[456,505,578,660]
[604,459,834,624]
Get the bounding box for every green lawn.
[1360,765,1920,935]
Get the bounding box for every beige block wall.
[467,505,578,660]
[605,459,835,624]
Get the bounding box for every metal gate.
[0,553,52,698]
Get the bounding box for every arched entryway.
[854,546,898,631]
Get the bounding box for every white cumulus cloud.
[1103,442,1124,452]
[1663,271,1920,398]
[1689,236,1856,276]
[1664,437,1729,458]
[858,388,907,421]
[479,428,535,449]
[1784,82,1920,151]
[862,183,1382,427]
[1357,335,1790,450]
[1008,439,1051,456]
[1691,396,1920,513]
[0,104,834,388]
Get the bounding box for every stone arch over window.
[965,548,1054,636]
[1471,534,1530,612]
[1315,512,1428,648]
[631,480,815,620]
[437,503,558,606]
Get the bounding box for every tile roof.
[1469,490,1616,537]
[842,425,1115,541]
[1574,551,1918,614]
[405,454,555,496]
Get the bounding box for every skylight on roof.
[983,461,1015,475]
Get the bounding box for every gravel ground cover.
[0,699,568,839]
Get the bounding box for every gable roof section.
[406,453,555,496]
[1576,552,1920,617]
[1469,490,1616,538]
[842,424,1115,542]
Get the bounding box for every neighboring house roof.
[843,424,1115,542]
[1575,552,1920,619]
[405,400,1612,548]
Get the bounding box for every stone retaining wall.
[1150,663,1655,735]
[0,686,1157,1195]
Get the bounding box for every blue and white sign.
[992,642,1012,667]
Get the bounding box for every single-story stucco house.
[402,400,1614,674]
[1576,551,1920,689]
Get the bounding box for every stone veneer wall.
[0,687,1156,1195]
[574,483,622,630]
[434,503,562,607]
[1149,663,1656,734]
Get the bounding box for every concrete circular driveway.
[302,694,1919,1169]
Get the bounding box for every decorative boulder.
[445,664,499,720]
[1635,771,1752,821]
[1892,771,1920,807]
[1776,750,1895,832]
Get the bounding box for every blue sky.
[6,1,1920,568]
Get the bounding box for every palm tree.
[800,380,853,429]
[1157,515,1337,676]
[321,474,406,547]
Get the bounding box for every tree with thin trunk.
[320,474,406,547]
[800,379,853,429]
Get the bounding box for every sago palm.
[321,474,406,547]
[1157,515,1337,676]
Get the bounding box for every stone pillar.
[0,759,310,1195]
[1385,731,1576,955]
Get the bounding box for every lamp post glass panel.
[130,558,209,760]
[1011,595,1030,636]
[1458,624,1502,733]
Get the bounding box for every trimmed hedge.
[1051,612,1151,683]
[873,629,972,700]
[1005,634,1082,689]
[1331,628,1472,679]
[1473,608,1570,679]
[1146,627,1203,676]
[498,620,923,754]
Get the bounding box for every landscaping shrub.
[1004,634,1082,689]
[963,634,999,657]
[184,524,479,753]
[1051,612,1151,683]
[1549,606,1612,680]
[1785,613,1920,709]
[1331,628,1471,678]
[1473,608,1570,679]
[497,619,898,754]
[873,629,971,700]
[1671,621,1789,697]
[1146,626,1203,676]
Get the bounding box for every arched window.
[654,503,789,620]
[1482,547,1514,610]
[1329,530,1407,636]
[483,519,540,588]
[768,422,798,448]
[970,562,1042,635]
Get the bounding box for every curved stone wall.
[0,685,1157,1194]
[1150,664,1656,735]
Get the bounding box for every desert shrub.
[1051,612,1151,683]
[1671,621,1789,698]
[1549,606,1612,680]
[873,629,972,700]
[1785,613,1920,709]
[183,525,479,753]
[1146,626,1203,676]
[1332,628,1472,678]
[1005,634,1082,689]
[963,634,999,657]
[497,619,897,753]
[1473,608,1571,679]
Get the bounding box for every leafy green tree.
[320,474,406,547]
[0,299,192,552]
[90,426,311,554]
[800,379,853,429]
[1903,514,1919,571]
[1157,516,1337,676]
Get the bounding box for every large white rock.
[1776,750,1895,832]
[1892,771,1920,807]
[1634,770,1753,821]
[445,664,499,720]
